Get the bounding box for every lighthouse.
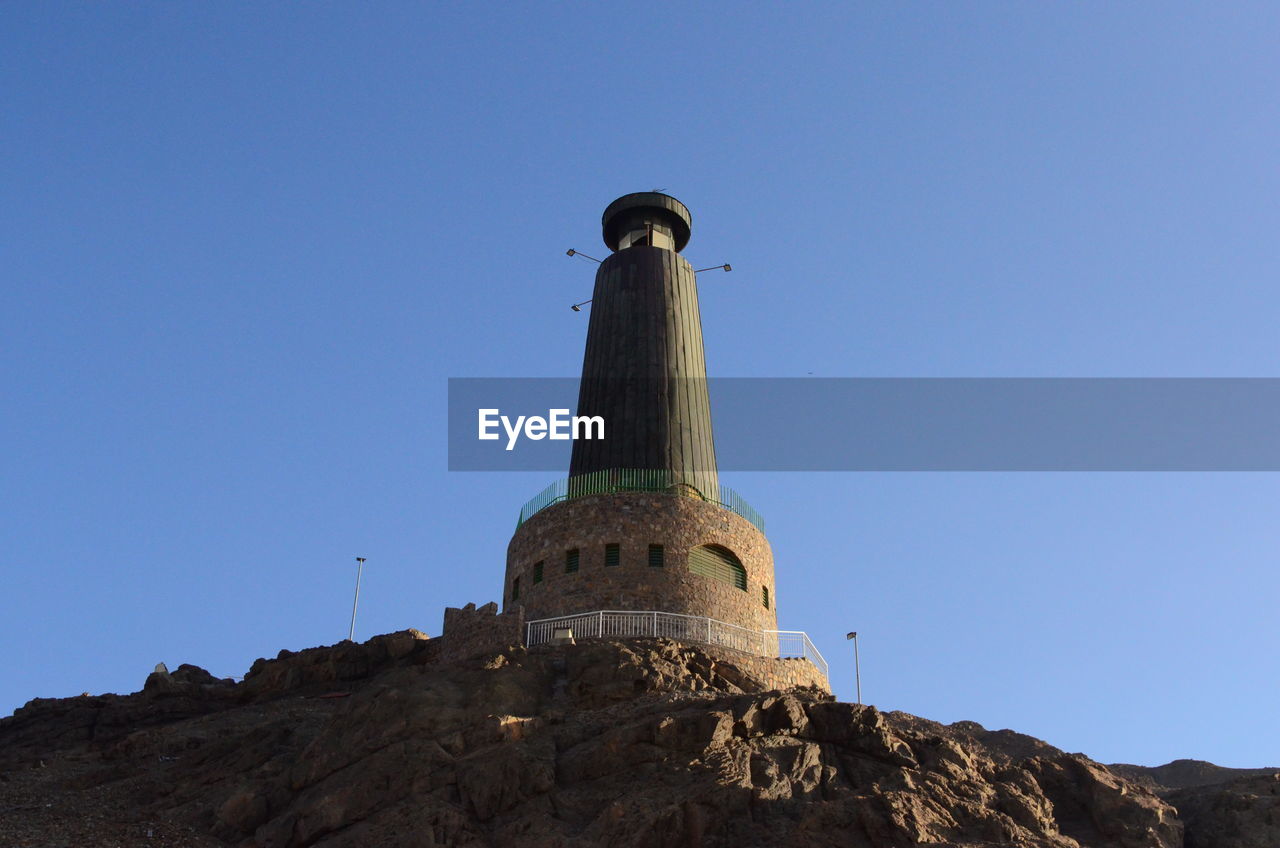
[501,193,826,685]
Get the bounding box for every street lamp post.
[348,557,367,642]
[846,631,861,705]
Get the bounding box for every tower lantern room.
[601,192,692,253]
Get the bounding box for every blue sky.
[3,3,1278,768]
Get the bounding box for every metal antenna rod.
[846,631,862,705]
[348,557,367,641]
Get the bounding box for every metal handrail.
[525,609,827,678]
[516,468,765,533]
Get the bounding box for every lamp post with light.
[348,557,367,642]
[846,631,861,705]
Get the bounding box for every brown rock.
[1168,772,1280,848]
[215,787,269,837]
[0,632,1244,847]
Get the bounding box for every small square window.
[648,544,664,567]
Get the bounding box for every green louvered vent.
[648,544,664,567]
[688,544,747,591]
[604,543,620,567]
[565,548,579,573]
[533,561,544,584]
[762,585,770,609]
[512,576,521,601]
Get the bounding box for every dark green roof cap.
[601,192,692,252]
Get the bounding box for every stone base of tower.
[434,606,830,692]
[505,491,778,636]
[537,637,830,694]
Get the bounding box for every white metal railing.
[525,609,828,679]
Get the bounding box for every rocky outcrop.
[238,628,437,700]
[1167,773,1280,848]
[886,713,1067,765]
[1108,759,1279,792]
[0,633,1264,846]
[0,630,435,762]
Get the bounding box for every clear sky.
[3,3,1278,768]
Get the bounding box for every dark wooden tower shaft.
[568,193,719,495]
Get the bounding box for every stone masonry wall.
[505,492,778,635]
[439,602,525,662]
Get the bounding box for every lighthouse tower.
[500,193,824,684]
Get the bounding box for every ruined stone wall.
[505,492,778,635]
[439,602,525,662]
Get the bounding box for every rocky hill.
[1107,759,1279,792]
[1,631,1274,847]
